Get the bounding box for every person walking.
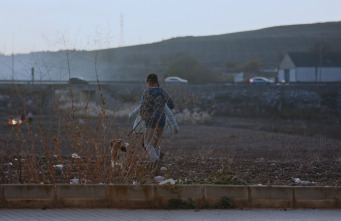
[128,103,179,148]
[139,73,175,170]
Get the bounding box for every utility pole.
[31,67,34,84]
[11,35,14,81]
[119,12,125,47]
[319,41,322,82]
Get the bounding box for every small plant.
[174,108,211,124]
[209,171,247,185]
[168,198,196,209]
[180,171,247,185]
[215,196,235,209]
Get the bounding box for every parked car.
[249,77,272,84]
[164,76,188,83]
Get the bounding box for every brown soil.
[1,116,340,186]
[161,116,341,186]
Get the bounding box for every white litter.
[159,179,176,185]
[70,178,91,184]
[154,176,165,182]
[53,164,63,170]
[160,167,167,172]
[111,160,122,168]
[70,178,79,184]
[293,178,316,185]
[8,162,13,166]
[72,153,80,159]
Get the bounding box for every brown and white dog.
[109,139,129,168]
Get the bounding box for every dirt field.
[160,116,341,186]
[1,113,340,186]
[1,83,341,185]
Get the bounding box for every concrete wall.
[1,184,341,209]
[296,67,316,82]
[183,84,341,117]
[1,82,340,119]
[279,67,341,83]
[321,68,341,82]
[98,83,341,115]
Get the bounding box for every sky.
[1,0,341,55]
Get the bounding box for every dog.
[109,139,129,168]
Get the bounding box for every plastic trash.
[159,179,176,185]
[53,164,63,170]
[72,153,80,159]
[154,176,165,182]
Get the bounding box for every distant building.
[278,52,341,83]
[221,72,244,83]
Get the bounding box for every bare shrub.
[174,108,211,124]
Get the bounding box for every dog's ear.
[110,139,122,147]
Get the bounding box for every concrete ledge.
[337,187,341,208]
[1,184,341,209]
[250,186,293,208]
[294,186,338,208]
[108,185,154,209]
[156,185,203,208]
[0,185,4,208]
[56,185,106,208]
[205,185,248,208]
[3,184,54,208]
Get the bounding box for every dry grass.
[0,52,150,185]
[1,53,340,185]
[0,49,210,185]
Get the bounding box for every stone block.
[3,184,54,208]
[205,185,249,208]
[156,185,203,209]
[0,185,4,208]
[337,187,341,208]
[55,184,106,208]
[108,185,155,208]
[295,187,337,208]
[250,185,293,208]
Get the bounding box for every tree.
[165,55,217,83]
[224,60,259,73]
[239,60,259,73]
[310,43,332,52]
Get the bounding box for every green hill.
[98,21,341,80]
[1,22,341,81]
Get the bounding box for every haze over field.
[1,1,341,81]
[1,22,341,81]
[1,0,341,55]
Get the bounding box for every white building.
[278,52,341,83]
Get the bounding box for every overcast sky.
[1,0,341,55]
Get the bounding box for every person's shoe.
[160,152,165,160]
